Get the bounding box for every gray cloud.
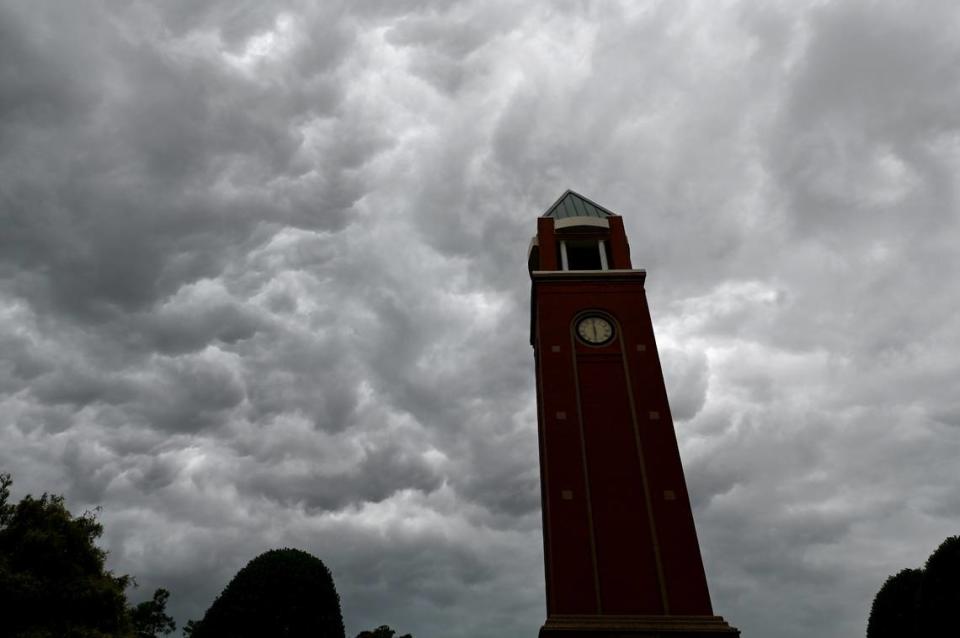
[2,1,960,637]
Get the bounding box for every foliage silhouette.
[866,568,921,638]
[918,535,960,634]
[188,548,345,638]
[129,588,177,637]
[867,536,960,637]
[0,472,175,638]
[0,472,131,636]
[355,625,412,638]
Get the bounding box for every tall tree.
[0,472,175,638]
[0,472,132,637]
[189,548,345,638]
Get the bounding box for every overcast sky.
[2,1,960,636]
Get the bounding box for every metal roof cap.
[542,189,618,219]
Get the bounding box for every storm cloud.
[2,2,960,637]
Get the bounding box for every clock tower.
[529,191,738,637]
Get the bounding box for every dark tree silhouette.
[0,472,175,638]
[188,548,345,638]
[867,536,960,637]
[355,625,412,638]
[0,472,132,637]
[129,587,177,637]
[866,568,921,638]
[918,535,960,634]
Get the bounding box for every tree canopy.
[129,588,177,638]
[867,535,960,637]
[188,548,345,638]
[0,472,175,638]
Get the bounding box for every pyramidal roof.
[542,189,618,219]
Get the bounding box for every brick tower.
[528,191,738,637]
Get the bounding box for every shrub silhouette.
[189,548,344,638]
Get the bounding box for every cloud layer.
[2,2,960,637]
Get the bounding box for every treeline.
[0,473,410,638]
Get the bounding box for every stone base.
[539,614,739,638]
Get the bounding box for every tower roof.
[542,190,618,219]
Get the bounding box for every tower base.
[539,614,739,638]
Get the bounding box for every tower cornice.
[531,269,647,284]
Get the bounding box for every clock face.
[576,316,614,345]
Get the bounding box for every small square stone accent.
[561,490,574,500]
[636,344,647,352]
[551,345,561,353]
[663,490,676,501]
[556,411,567,420]
[648,411,660,420]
